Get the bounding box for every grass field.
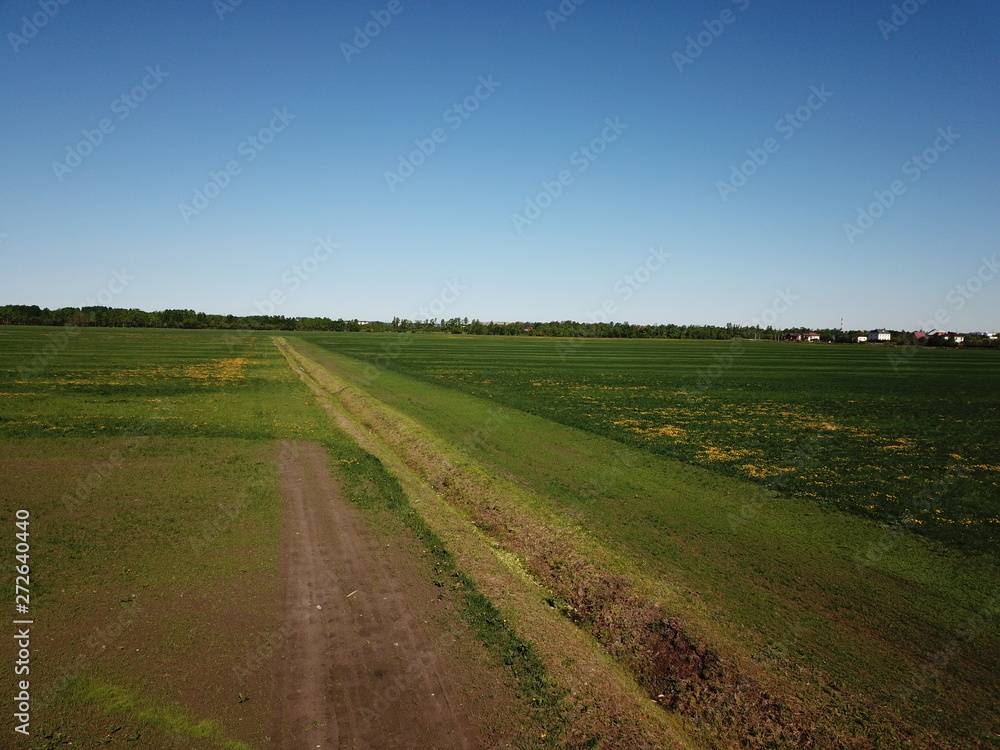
[287,331,1000,747]
[1,327,313,747]
[3,326,998,748]
[298,333,1000,555]
[0,327,557,749]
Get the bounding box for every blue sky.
[2,0,998,330]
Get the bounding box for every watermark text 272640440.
[13,509,33,736]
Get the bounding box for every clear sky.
[2,0,998,331]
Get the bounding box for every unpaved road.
[273,440,487,749]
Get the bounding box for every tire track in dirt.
[273,439,481,749]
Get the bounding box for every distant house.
[783,331,821,342]
[869,329,891,342]
[927,329,964,345]
[856,335,868,343]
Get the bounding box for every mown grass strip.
[317,426,571,745]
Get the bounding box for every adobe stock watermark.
[341,0,404,63]
[895,588,1000,705]
[18,268,134,380]
[455,406,512,456]
[253,236,338,315]
[7,0,70,53]
[360,648,441,728]
[687,288,798,398]
[178,107,296,223]
[853,461,964,570]
[943,254,999,312]
[763,620,807,664]
[878,0,931,40]
[86,268,134,306]
[384,75,501,192]
[188,494,250,554]
[578,444,638,502]
[717,85,833,202]
[213,0,245,21]
[52,66,169,183]
[61,425,155,514]
[357,280,467,385]
[233,620,296,682]
[729,433,830,533]
[585,247,672,322]
[843,126,959,245]
[546,0,588,30]
[555,246,671,362]
[510,117,628,234]
[413,279,466,320]
[747,288,798,328]
[34,600,141,713]
[673,0,752,73]
[889,254,999,371]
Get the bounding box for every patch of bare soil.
[4,438,282,748]
[273,440,518,749]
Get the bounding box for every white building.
[925,329,966,345]
[868,329,891,342]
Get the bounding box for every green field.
[1,328,313,747]
[297,333,1000,555]
[287,331,1000,747]
[0,328,557,748]
[1,328,322,442]
[3,326,999,749]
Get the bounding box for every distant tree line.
[415,318,773,339]
[0,304,383,332]
[0,304,995,346]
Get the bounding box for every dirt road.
[273,440,488,749]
